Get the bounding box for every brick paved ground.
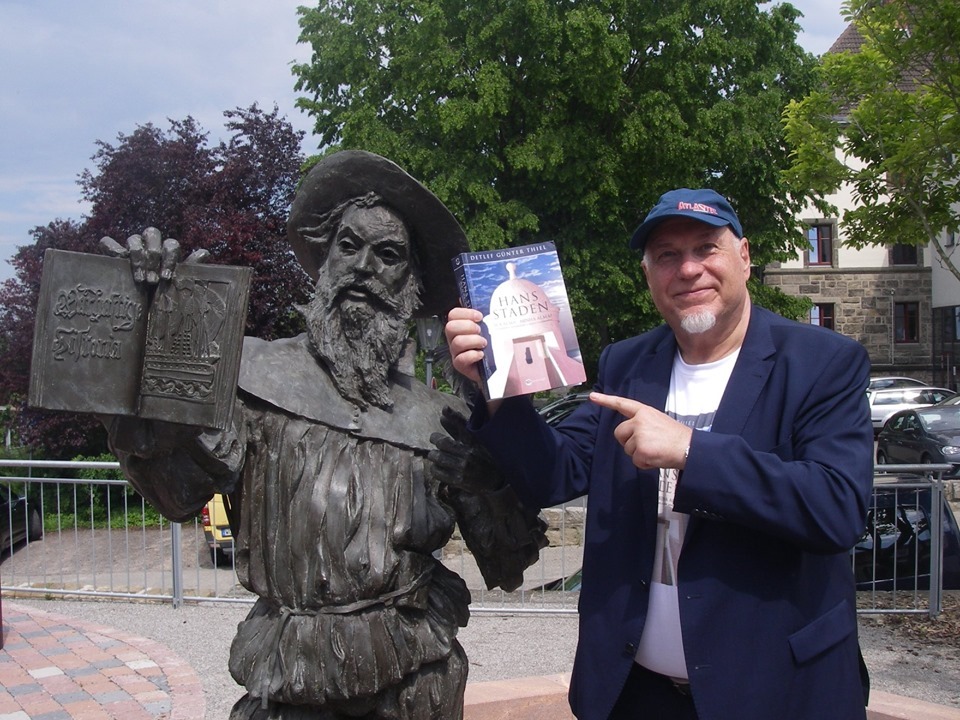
[0,601,204,720]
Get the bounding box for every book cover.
[29,249,252,430]
[451,241,586,399]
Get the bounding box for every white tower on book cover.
[483,262,583,397]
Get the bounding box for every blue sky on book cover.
[465,248,582,362]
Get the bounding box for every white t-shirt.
[634,348,739,679]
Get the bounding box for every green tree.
[783,0,960,278]
[81,105,311,340]
[293,0,819,370]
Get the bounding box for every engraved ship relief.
[140,276,230,406]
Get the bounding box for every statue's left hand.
[428,406,504,494]
[100,227,209,285]
[432,405,548,591]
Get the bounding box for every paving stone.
[0,602,204,719]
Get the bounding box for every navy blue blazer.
[474,306,874,720]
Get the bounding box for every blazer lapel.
[712,306,776,436]
[683,307,776,544]
[626,331,676,408]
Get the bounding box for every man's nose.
[677,253,705,277]
[351,245,377,274]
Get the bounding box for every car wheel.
[876,450,888,466]
[210,547,230,566]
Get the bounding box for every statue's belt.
[259,569,433,707]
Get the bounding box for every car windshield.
[917,406,960,432]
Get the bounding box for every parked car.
[201,493,234,565]
[935,394,960,406]
[853,478,960,591]
[867,386,957,433]
[1,485,43,558]
[867,376,928,391]
[537,392,590,427]
[876,406,960,475]
[541,567,583,592]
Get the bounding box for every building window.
[806,223,833,266]
[895,302,920,343]
[890,243,918,265]
[946,230,958,248]
[809,303,835,330]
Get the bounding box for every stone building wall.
[763,265,934,382]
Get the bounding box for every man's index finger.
[589,392,643,418]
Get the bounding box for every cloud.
[787,0,850,55]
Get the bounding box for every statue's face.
[305,201,420,409]
[326,204,413,304]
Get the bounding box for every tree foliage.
[783,0,960,279]
[80,105,311,339]
[293,0,819,365]
[0,104,309,456]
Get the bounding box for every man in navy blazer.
[445,189,874,719]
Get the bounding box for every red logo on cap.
[677,201,718,216]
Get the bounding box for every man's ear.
[739,237,751,275]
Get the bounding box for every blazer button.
[624,642,637,656]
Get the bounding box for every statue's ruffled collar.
[237,334,464,451]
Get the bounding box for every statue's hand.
[428,406,504,494]
[101,414,203,458]
[100,227,209,285]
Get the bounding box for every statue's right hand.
[100,227,209,285]
[100,414,202,458]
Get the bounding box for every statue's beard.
[680,310,717,335]
[301,265,421,410]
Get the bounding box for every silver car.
[868,386,957,433]
[867,376,927,391]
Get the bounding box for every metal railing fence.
[854,466,950,618]
[1,459,952,617]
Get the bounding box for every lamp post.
[415,315,445,388]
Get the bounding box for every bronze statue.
[101,150,546,719]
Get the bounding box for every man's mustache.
[326,274,395,309]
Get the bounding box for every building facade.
[763,224,936,384]
[765,22,958,389]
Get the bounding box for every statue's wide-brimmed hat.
[288,150,468,318]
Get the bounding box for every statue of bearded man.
[101,151,547,719]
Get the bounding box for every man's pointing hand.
[589,391,693,471]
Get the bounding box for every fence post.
[929,471,944,619]
[171,522,184,609]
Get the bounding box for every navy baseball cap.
[629,188,743,252]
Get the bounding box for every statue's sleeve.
[429,403,549,591]
[443,483,548,592]
[103,409,246,523]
